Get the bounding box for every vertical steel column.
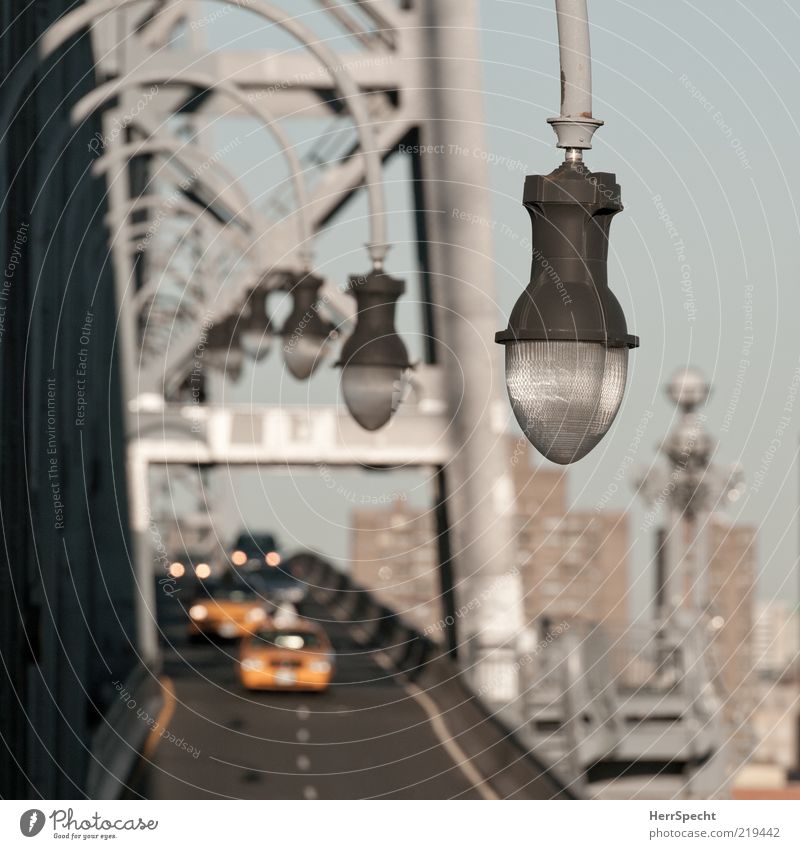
[661,504,685,617]
[418,0,524,700]
[103,7,159,664]
[432,467,458,658]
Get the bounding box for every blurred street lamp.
[280,272,335,380]
[203,315,244,379]
[636,367,745,617]
[239,286,272,362]
[496,0,638,464]
[337,270,412,431]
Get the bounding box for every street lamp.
[203,315,244,379]
[495,0,638,464]
[239,286,272,362]
[280,272,334,380]
[337,270,412,431]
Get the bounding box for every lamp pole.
[2,0,410,425]
[636,368,747,797]
[420,0,525,700]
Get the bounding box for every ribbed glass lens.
[505,341,628,464]
[282,333,329,380]
[341,365,406,431]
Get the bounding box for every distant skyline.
[193,1,799,607]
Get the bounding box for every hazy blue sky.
[183,1,800,608]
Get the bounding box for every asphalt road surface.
[134,592,557,800]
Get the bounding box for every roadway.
[133,589,563,800]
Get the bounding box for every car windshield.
[205,575,258,602]
[234,532,278,556]
[253,630,322,650]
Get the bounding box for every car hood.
[200,600,262,622]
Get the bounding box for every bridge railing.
[515,617,731,794]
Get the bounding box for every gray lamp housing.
[496,160,638,348]
[280,272,334,380]
[240,285,272,361]
[337,271,411,370]
[496,160,639,464]
[203,314,244,379]
[337,270,412,431]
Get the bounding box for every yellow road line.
[125,675,177,794]
[142,675,177,760]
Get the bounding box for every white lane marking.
[373,649,499,801]
[303,786,318,799]
[296,754,311,771]
[297,705,310,720]
[296,727,310,743]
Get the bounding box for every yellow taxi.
[239,620,334,692]
[187,574,268,640]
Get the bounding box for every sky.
[172,0,800,608]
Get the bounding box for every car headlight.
[307,661,331,674]
[189,604,208,621]
[241,658,265,671]
[194,563,211,579]
[245,608,267,623]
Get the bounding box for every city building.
[351,504,442,636]
[732,599,799,794]
[351,444,760,718]
[351,438,630,640]
[706,517,758,716]
[752,599,799,681]
[513,511,629,637]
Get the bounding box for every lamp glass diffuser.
[337,270,412,431]
[341,364,407,432]
[505,340,628,465]
[282,332,330,380]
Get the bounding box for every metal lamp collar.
[244,286,270,333]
